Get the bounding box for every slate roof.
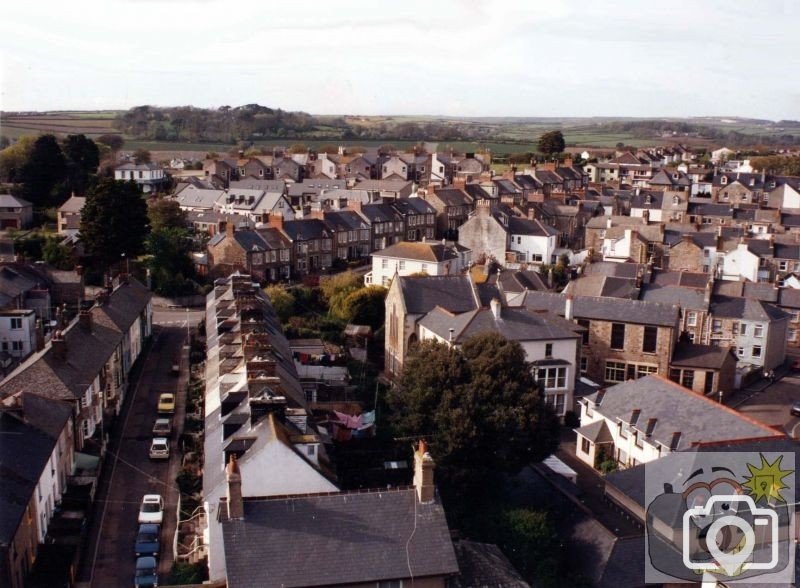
[287,179,346,197]
[507,216,558,237]
[324,210,369,231]
[57,195,85,213]
[582,261,645,279]
[709,296,788,321]
[565,275,639,299]
[229,179,286,193]
[522,291,680,327]
[0,279,150,402]
[175,187,225,209]
[0,394,71,545]
[670,342,737,369]
[398,275,478,315]
[222,489,459,588]
[281,219,331,241]
[585,375,781,451]
[639,284,708,310]
[687,202,734,217]
[116,162,161,171]
[464,184,493,201]
[392,197,436,216]
[574,419,613,443]
[376,241,459,263]
[649,169,691,187]
[359,203,403,223]
[451,541,529,588]
[431,188,473,207]
[420,306,581,344]
[497,269,548,293]
[713,280,778,302]
[353,179,412,192]
[778,287,800,309]
[597,536,646,588]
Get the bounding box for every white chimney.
[565,294,574,320]
[490,298,501,320]
[606,217,613,229]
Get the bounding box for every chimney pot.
[565,294,574,320]
[413,441,435,503]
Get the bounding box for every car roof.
[154,417,170,423]
[151,437,168,443]
[136,556,157,567]
[138,523,160,532]
[142,494,162,501]
[159,393,174,397]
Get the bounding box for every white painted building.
[0,310,37,360]
[507,217,559,264]
[366,241,470,287]
[114,162,167,193]
[720,242,761,282]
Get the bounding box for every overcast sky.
[1,0,798,119]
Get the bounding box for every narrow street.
[77,311,198,587]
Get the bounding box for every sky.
[1,0,798,119]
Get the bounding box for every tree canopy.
[537,130,566,156]
[146,226,196,296]
[148,197,187,232]
[389,333,560,496]
[62,134,100,195]
[80,178,149,268]
[19,134,68,207]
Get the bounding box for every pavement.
[76,319,195,587]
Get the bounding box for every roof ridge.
[647,374,784,436]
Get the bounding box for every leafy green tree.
[42,237,74,270]
[389,333,560,495]
[537,130,566,156]
[62,134,100,195]
[19,134,68,207]
[341,285,387,331]
[133,149,151,164]
[146,227,195,295]
[80,178,149,268]
[264,285,296,323]
[148,198,187,232]
[320,270,363,318]
[0,136,36,182]
[97,134,124,152]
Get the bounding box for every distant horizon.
[2,0,798,120]
[2,108,796,125]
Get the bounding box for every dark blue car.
[134,524,160,558]
[135,556,158,587]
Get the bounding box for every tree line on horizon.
[110,104,800,150]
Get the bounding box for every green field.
[3,110,797,154]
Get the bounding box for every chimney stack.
[269,213,284,232]
[52,330,67,361]
[565,293,574,320]
[490,298,501,320]
[226,218,235,239]
[226,454,244,520]
[79,309,92,332]
[35,319,44,352]
[413,440,435,503]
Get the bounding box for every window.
[687,312,697,327]
[306,445,316,457]
[544,343,553,357]
[577,319,590,344]
[536,367,567,389]
[712,319,723,333]
[753,324,764,338]
[581,437,591,454]
[779,260,789,272]
[11,341,22,351]
[737,346,745,357]
[642,326,658,353]
[381,258,388,269]
[398,260,406,270]
[579,356,588,373]
[752,345,762,358]
[610,323,625,350]
[605,361,626,383]
[421,263,428,273]
[681,369,694,389]
[669,368,681,383]
[10,318,21,330]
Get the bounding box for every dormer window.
[721,176,728,185]
[672,195,679,204]
[672,173,679,180]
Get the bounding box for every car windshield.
[137,532,158,542]
[136,567,155,577]
[142,503,160,512]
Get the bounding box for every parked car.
[152,418,172,438]
[138,494,164,524]
[134,555,158,587]
[157,393,175,414]
[134,523,161,557]
[148,438,169,460]
[791,401,800,417]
